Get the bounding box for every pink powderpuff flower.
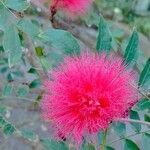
[50,0,93,17]
[41,52,139,144]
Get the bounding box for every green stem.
[101,129,108,150]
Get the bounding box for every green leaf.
[0,116,6,127]
[112,122,126,137]
[35,47,44,57]
[142,133,150,150]
[96,15,112,53]
[0,3,16,30]
[124,139,140,150]
[40,139,68,150]
[0,66,8,73]
[3,25,22,67]
[136,98,150,111]
[6,73,13,81]
[28,68,37,74]
[2,84,13,96]
[98,131,105,145]
[144,114,150,122]
[129,110,141,132]
[105,146,115,150]
[4,0,29,12]
[29,79,41,89]
[21,130,37,141]
[3,123,16,137]
[17,86,29,97]
[17,19,39,38]
[82,143,95,150]
[123,31,139,65]
[139,58,150,88]
[40,56,52,71]
[0,106,7,115]
[39,29,80,55]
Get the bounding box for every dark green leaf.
[40,139,68,150]
[139,58,150,88]
[112,122,126,137]
[29,79,41,89]
[96,15,112,53]
[4,0,29,12]
[3,25,22,66]
[0,66,8,73]
[144,114,150,122]
[0,116,6,127]
[39,29,80,55]
[136,98,150,111]
[105,146,115,150]
[6,73,13,81]
[28,68,37,74]
[124,139,140,150]
[123,31,139,65]
[3,123,16,137]
[129,110,141,132]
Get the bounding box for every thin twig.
[116,118,150,126]
[0,96,35,102]
[109,129,150,144]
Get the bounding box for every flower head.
[50,0,93,17]
[41,52,139,143]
